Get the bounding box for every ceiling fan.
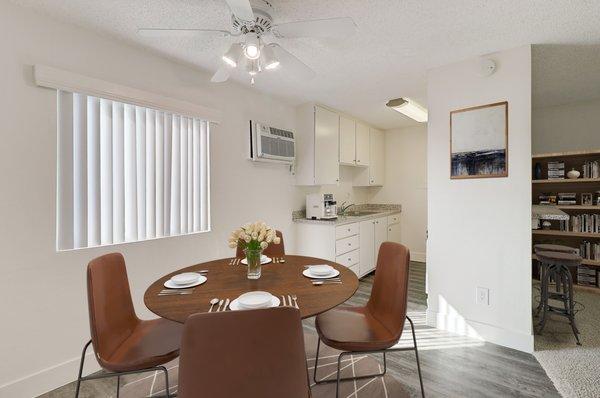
[138,0,357,84]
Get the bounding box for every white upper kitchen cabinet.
[355,122,370,166]
[354,128,385,186]
[339,115,356,165]
[295,104,340,185]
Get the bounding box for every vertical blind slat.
[100,99,113,245]
[170,115,181,236]
[87,96,101,247]
[57,92,209,250]
[57,91,74,250]
[124,104,137,242]
[155,111,164,238]
[72,93,87,248]
[180,117,188,233]
[135,107,147,239]
[112,102,125,243]
[187,119,193,233]
[192,119,200,231]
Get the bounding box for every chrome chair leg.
[314,316,425,398]
[407,316,425,398]
[75,340,92,398]
[74,340,174,398]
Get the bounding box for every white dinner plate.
[308,265,335,276]
[302,269,340,279]
[170,272,202,285]
[240,256,273,265]
[237,291,273,309]
[229,295,281,311]
[163,275,207,289]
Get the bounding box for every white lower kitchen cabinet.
[387,221,401,243]
[295,212,400,279]
[359,216,388,276]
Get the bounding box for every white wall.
[532,98,600,154]
[0,3,307,396]
[426,45,533,352]
[369,126,427,261]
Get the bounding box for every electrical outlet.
[476,287,490,306]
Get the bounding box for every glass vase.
[244,248,262,280]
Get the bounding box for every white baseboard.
[426,309,534,353]
[0,351,100,397]
[411,251,426,263]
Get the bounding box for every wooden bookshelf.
[556,205,600,210]
[532,230,600,239]
[532,178,600,184]
[532,149,600,290]
[532,149,600,159]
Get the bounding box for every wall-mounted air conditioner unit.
[249,121,295,164]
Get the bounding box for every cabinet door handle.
[347,243,351,246]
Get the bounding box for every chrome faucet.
[338,202,355,215]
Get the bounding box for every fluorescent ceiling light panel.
[386,98,428,122]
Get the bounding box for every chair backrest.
[235,230,285,258]
[367,242,410,341]
[178,307,310,398]
[87,253,139,367]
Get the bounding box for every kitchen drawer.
[336,234,359,255]
[388,213,401,225]
[348,263,359,276]
[336,222,359,240]
[336,249,359,268]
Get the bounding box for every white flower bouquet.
[228,221,281,279]
[228,221,281,252]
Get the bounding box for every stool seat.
[534,244,578,254]
[536,251,582,267]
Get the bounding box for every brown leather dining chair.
[313,242,425,398]
[178,307,311,398]
[75,253,182,398]
[235,230,285,258]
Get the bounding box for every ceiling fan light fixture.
[244,32,261,60]
[261,44,280,70]
[222,42,243,67]
[386,98,428,123]
[246,58,260,76]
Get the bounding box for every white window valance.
[35,65,221,123]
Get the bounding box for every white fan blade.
[273,17,356,39]
[269,44,316,80]
[224,0,255,22]
[138,28,231,38]
[210,66,231,83]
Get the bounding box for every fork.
[291,294,299,309]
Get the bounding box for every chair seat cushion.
[102,318,182,372]
[315,306,398,352]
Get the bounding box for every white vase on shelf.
[567,169,581,179]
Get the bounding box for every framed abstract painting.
[450,101,508,179]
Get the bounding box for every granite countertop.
[293,204,401,226]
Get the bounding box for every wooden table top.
[144,255,359,322]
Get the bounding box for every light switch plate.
[476,287,490,306]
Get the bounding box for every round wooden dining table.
[144,255,359,322]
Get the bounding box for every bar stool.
[533,244,578,315]
[535,250,582,345]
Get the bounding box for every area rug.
[117,331,411,398]
[533,283,600,398]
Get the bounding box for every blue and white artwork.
[450,102,508,179]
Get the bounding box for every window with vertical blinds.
[57,91,210,250]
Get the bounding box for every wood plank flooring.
[39,261,559,398]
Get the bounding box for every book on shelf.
[570,214,600,234]
[583,160,600,179]
[547,161,565,179]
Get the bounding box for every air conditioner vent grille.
[260,135,295,158]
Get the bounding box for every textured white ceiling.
[10,0,600,128]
